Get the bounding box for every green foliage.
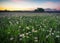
[0,15,60,43]
[34,8,44,12]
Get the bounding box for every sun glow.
[0,7,34,11]
[0,0,60,11]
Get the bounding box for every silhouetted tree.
[34,8,44,12]
[5,9,8,11]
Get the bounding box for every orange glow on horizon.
[0,7,60,11]
[0,7,35,11]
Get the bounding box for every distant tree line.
[34,8,45,12]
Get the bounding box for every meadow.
[0,12,60,43]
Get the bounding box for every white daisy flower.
[32,26,34,29]
[26,26,30,30]
[32,29,37,32]
[19,38,22,40]
[56,35,60,38]
[16,21,19,24]
[46,30,49,32]
[46,35,49,38]
[19,34,25,37]
[10,37,14,40]
[44,25,46,28]
[42,24,45,26]
[52,33,54,35]
[56,16,59,18]
[23,35,25,38]
[9,21,12,24]
[40,26,42,28]
[32,29,35,32]
[44,19,47,21]
[26,33,29,35]
[28,32,31,34]
[23,29,25,31]
[42,29,45,31]
[20,16,22,19]
[34,30,38,32]
[39,29,41,30]
[19,34,23,37]
[49,28,52,33]
[54,30,56,33]
[8,32,10,34]
[34,40,38,42]
[26,36,29,38]
[8,17,10,19]
[36,24,39,26]
[19,26,21,28]
[34,37,38,39]
[49,33,51,36]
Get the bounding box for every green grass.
[0,15,60,43]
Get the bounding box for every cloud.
[11,0,22,2]
[37,2,60,10]
[0,0,60,10]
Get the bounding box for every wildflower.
[8,32,10,34]
[42,29,45,31]
[9,21,12,24]
[19,34,23,37]
[32,30,37,32]
[42,23,45,26]
[34,40,38,42]
[49,33,51,36]
[49,28,52,33]
[16,21,19,24]
[28,32,31,34]
[19,38,22,40]
[36,24,39,26]
[32,29,35,32]
[44,25,46,28]
[19,34,25,37]
[20,34,26,38]
[29,20,32,22]
[32,29,37,32]
[46,30,49,32]
[46,35,49,38]
[19,26,21,28]
[10,37,14,40]
[52,33,54,35]
[26,26,30,30]
[41,22,43,24]
[26,33,29,35]
[26,36,29,38]
[23,35,25,38]
[56,16,59,18]
[44,19,47,21]
[34,30,38,32]
[8,17,10,19]
[54,30,56,33]
[56,35,60,38]
[39,29,41,30]
[32,26,34,29]
[40,26,42,28]
[22,29,25,31]
[34,37,38,39]
[20,16,22,19]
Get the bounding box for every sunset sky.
[0,0,60,11]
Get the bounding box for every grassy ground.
[0,13,60,43]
